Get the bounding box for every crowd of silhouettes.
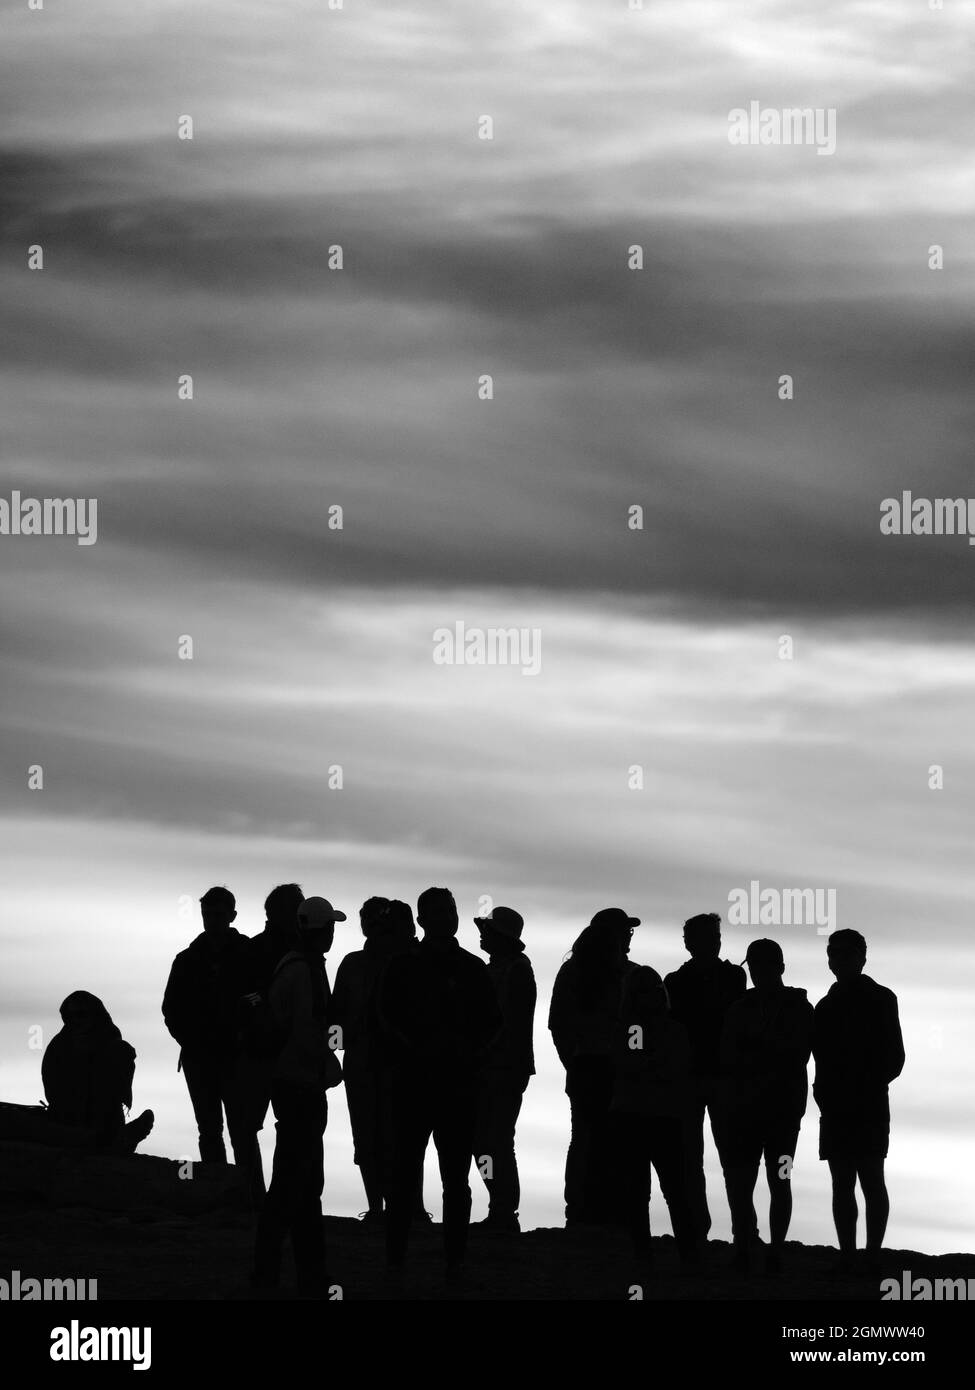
[19,889,905,1292]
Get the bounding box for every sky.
[1,0,973,1256]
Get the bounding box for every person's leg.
[433,1083,477,1268]
[681,1082,710,1242]
[290,1092,328,1289]
[827,1156,859,1259]
[612,1111,651,1257]
[564,1059,596,1223]
[650,1116,699,1263]
[345,1069,385,1215]
[857,1156,889,1256]
[584,1059,618,1224]
[180,1053,227,1165]
[385,1081,432,1267]
[223,1057,266,1203]
[474,1077,524,1224]
[765,1122,800,1252]
[253,1084,299,1286]
[707,1083,746,1240]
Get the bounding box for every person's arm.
[162,957,191,1047]
[548,966,576,1069]
[882,993,906,1084]
[330,957,350,1040]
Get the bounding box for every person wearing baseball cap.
[471,906,537,1234]
[253,893,346,1293]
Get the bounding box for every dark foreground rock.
[1,1141,972,1301]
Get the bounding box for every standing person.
[720,939,813,1274]
[813,929,905,1277]
[331,896,391,1224]
[609,966,697,1268]
[162,886,262,1198]
[379,887,501,1280]
[42,992,154,1153]
[241,883,305,1144]
[471,905,536,1234]
[548,907,637,1227]
[252,895,346,1294]
[664,911,746,1245]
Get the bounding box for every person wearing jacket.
[252,894,346,1293]
[609,966,697,1267]
[664,912,746,1244]
[548,907,637,1226]
[331,896,391,1222]
[162,886,262,1196]
[813,929,905,1276]
[379,887,502,1279]
[720,939,813,1274]
[43,992,154,1153]
[471,906,536,1234]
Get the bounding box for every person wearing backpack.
[252,895,346,1294]
[162,886,262,1198]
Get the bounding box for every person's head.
[624,965,669,1022]
[585,908,639,959]
[683,911,722,961]
[384,900,417,948]
[200,886,236,935]
[745,938,785,990]
[296,896,346,956]
[416,887,458,942]
[360,897,390,938]
[474,905,524,957]
[827,928,867,983]
[59,991,111,1039]
[264,883,304,936]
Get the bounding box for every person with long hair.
[548,907,637,1226]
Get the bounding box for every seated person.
[42,992,154,1153]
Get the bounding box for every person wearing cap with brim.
[471,906,537,1234]
[253,895,347,1293]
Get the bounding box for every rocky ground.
[1,1141,971,1301]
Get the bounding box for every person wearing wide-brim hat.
[471,907,537,1234]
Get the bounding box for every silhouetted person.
[471,906,536,1233]
[379,887,501,1279]
[42,992,153,1153]
[610,966,697,1268]
[242,882,305,1139]
[664,911,746,1244]
[331,896,392,1222]
[253,896,346,1293]
[162,886,263,1199]
[549,907,637,1226]
[812,929,905,1276]
[720,939,813,1274]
